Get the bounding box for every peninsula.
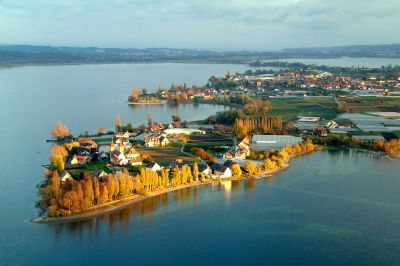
[35,64,400,223]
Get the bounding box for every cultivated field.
[269,97,338,120]
[184,133,234,155]
[339,97,400,113]
[137,145,194,166]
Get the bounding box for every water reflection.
[50,178,273,239]
[220,180,232,207]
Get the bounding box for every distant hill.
[0,44,399,66]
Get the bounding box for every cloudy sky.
[0,0,399,50]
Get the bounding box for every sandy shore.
[32,149,320,224]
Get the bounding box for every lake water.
[0,63,400,265]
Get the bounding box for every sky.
[0,0,399,50]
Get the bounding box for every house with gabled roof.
[211,163,232,178]
[91,169,108,180]
[130,158,143,166]
[126,147,140,160]
[147,161,161,172]
[197,163,212,175]
[70,155,90,165]
[60,171,73,182]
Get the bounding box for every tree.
[263,158,277,171]
[148,114,153,126]
[51,171,61,201]
[115,115,122,130]
[179,134,189,144]
[244,161,258,175]
[50,154,65,172]
[61,191,77,213]
[52,120,72,138]
[98,127,106,135]
[193,162,199,181]
[93,177,100,204]
[126,122,133,132]
[231,164,242,178]
[172,115,181,122]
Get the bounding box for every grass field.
[269,97,338,120]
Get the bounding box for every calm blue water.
[0,63,399,265]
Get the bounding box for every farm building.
[251,135,303,151]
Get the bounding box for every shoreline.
[128,101,167,105]
[32,149,318,224]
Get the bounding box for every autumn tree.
[231,164,242,178]
[51,171,61,201]
[263,158,277,171]
[244,161,258,175]
[179,134,189,144]
[115,115,122,131]
[98,127,106,135]
[93,177,100,204]
[52,120,72,138]
[193,162,199,181]
[50,145,68,173]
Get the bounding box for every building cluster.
[211,69,400,98]
[294,112,400,137]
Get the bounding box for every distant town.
[35,62,400,221]
[2,44,400,67]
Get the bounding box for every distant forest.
[1,44,400,66]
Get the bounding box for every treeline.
[353,138,400,158]
[40,162,215,217]
[207,94,272,126]
[241,141,317,175]
[234,116,284,138]
[128,88,162,103]
[311,135,400,158]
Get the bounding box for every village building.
[60,171,73,182]
[211,164,232,179]
[91,169,108,181]
[313,126,328,136]
[223,152,234,159]
[126,147,140,160]
[234,138,250,159]
[147,162,162,172]
[144,134,169,147]
[70,155,90,165]
[130,158,143,166]
[169,159,184,169]
[198,163,212,176]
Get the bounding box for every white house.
[147,162,162,172]
[211,164,232,178]
[60,171,73,182]
[198,163,212,175]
